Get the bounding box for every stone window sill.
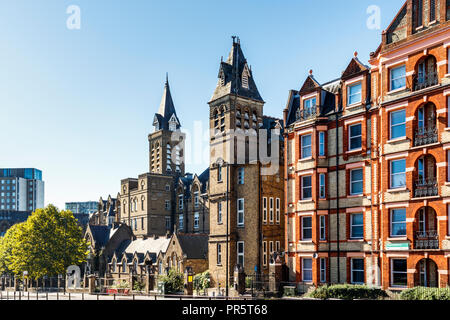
[299,157,313,162]
[387,187,407,193]
[387,237,408,241]
[346,148,362,154]
[386,137,408,144]
[387,87,407,95]
[346,102,363,110]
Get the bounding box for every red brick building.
[283,0,450,290]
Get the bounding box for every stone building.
[207,37,285,290]
[115,77,209,238]
[283,0,450,290]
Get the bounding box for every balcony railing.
[414,230,439,249]
[413,72,438,91]
[414,178,438,198]
[296,107,317,122]
[414,126,438,147]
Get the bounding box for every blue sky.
[0,0,405,209]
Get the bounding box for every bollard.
[19,291,21,301]
[14,291,16,300]
[46,292,48,300]
[82,292,84,300]
[69,293,71,301]
[28,291,30,300]
[114,294,116,300]
[97,294,99,300]
[56,291,58,300]
[133,294,135,301]
[36,291,38,300]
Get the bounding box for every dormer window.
[413,0,423,30]
[347,82,362,106]
[430,0,436,22]
[242,67,250,89]
[303,97,316,115]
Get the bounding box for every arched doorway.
[413,155,438,198]
[415,258,438,288]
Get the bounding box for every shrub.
[159,269,184,294]
[307,284,388,300]
[400,287,450,300]
[112,279,130,289]
[133,278,146,292]
[193,270,210,294]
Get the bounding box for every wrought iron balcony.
[414,126,438,146]
[413,72,438,91]
[414,178,438,198]
[414,230,439,249]
[296,107,317,122]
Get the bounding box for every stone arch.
[414,258,439,288]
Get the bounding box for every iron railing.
[296,107,317,122]
[414,126,438,146]
[414,230,439,249]
[414,178,438,198]
[413,72,438,91]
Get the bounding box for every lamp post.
[216,157,229,297]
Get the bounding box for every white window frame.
[390,159,406,189]
[390,65,406,91]
[390,109,406,140]
[194,191,200,208]
[390,258,407,288]
[319,131,325,156]
[301,134,312,159]
[348,123,362,151]
[350,168,364,195]
[319,215,326,240]
[304,97,316,113]
[350,213,364,239]
[269,197,274,223]
[263,197,267,223]
[218,202,222,224]
[237,241,245,267]
[179,214,184,230]
[217,243,222,265]
[390,208,407,237]
[238,167,245,185]
[275,241,280,252]
[276,198,280,224]
[320,258,326,283]
[302,258,313,282]
[347,82,362,105]
[263,241,267,267]
[178,194,183,210]
[194,212,199,230]
[319,173,326,199]
[301,175,312,200]
[351,258,365,284]
[301,216,312,241]
[237,198,245,227]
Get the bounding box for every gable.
[299,76,320,95]
[386,4,408,45]
[342,58,368,79]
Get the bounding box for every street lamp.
[216,157,229,297]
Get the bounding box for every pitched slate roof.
[177,234,208,259]
[153,77,181,131]
[210,38,263,103]
[89,225,112,248]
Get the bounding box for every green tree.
[7,205,89,279]
[159,269,184,294]
[0,223,26,275]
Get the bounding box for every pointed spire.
[210,37,263,103]
[154,75,181,131]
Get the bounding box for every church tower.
[208,37,266,288]
[149,76,185,176]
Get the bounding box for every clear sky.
[0,0,405,209]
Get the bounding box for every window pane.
[348,83,362,105]
[391,66,406,90]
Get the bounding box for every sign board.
[385,242,409,251]
[188,275,193,283]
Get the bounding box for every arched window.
[122,260,127,273]
[112,259,116,273]
[134,259,138,273]
[141,196,145,210]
